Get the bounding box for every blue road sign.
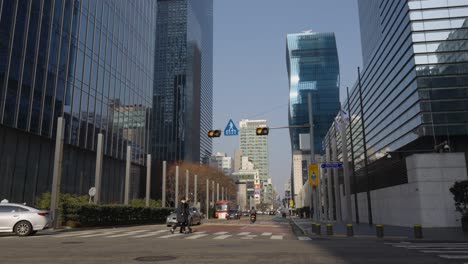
[320,163,343,169]
[224,119,238,136]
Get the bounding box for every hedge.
[64,204,174,227]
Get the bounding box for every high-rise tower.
[152,0,213,164]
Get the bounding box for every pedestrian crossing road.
[0,227,302,241]
[388,241,468,262]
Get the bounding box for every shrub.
[450,180,468,217]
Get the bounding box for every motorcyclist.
[250,206,257,216]
[250,206,257,223]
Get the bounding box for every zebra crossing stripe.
[421,250,468,253]
[158,233,184,239]
[52,231,96,237]
[185,234,208,239]
[261,232,272,236]
[298,236,311,241]
[270,235,283,240]
[214,232,228,235]
[79,230,121,238]
[439,255,468,259]
[132,230,167,238]
[241,235,257,240]
[214,235,232,240]
[105,230,148,238]
[237,232,250,236]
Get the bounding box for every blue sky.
[212,0,363,196]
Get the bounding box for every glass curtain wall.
[152,0,213,164]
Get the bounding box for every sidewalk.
[291,217,468,242]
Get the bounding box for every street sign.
[224,119,238,136]
[309,163,319,187]
[320,163,343,169]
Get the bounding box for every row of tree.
[164,162,237,212]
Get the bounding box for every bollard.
[316,223,321,235]
[326,224,333,235]
[311,222,316,234]
[414,224,423,239]
[346,224,354,237]
[376,224,384,238]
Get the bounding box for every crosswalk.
[0,229,293,241]
[389,242,468,261]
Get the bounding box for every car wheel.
[14,221,33,237]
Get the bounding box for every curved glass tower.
[286,32,340,154]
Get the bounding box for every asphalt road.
[0,214,463,264]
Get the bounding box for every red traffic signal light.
[256,127,269,135]
[208,130,221,138]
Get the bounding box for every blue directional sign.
[320,163,343,169]
[224,119,238,136]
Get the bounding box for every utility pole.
[358,66,373,225]
[347,87,359,223]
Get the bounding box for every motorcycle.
[250,214,256,223]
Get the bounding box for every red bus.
[214,200,238,219]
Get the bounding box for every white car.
[0,200,50,236]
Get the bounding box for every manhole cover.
[61,241,84,244]
[134,256,177,262]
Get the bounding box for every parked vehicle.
[166,207,201,227]
[0,200,50,236]
[225,210,241,220]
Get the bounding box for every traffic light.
[256,127,269,135]
[208,130,221,138]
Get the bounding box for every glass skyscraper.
[152,0,213,164]
[286,31,340,154]
[0,0,156,204]
[325,0,468,192]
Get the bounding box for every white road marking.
[185,234,208,239]
[237,232,251,236]
[270,235,283,240]
[214,232,228,235]
[158,233,184,239]
[261,232,272,236]
[240,235,257,240]
[439,255,468,259]
[214,235,232,240]
[51,231,96,238]
[298,236,312,241]
[132,230,167,238]
[78,230,121,238]
[421,250,468,254]
[105,230,148,238]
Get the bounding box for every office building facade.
[239,119,269,181]
[152,0,213,164]
[0,0,156,204]
[322,0,468,226]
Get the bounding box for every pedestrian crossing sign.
[224,119,238,136]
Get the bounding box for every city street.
[0,214,461,264]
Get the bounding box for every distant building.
[239,119,269,181]
[286,31,340,205]
[232,157,260,209]
[208,152,233,176]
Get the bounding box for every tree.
[164,162,236,215]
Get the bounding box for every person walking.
[170,197,192,234]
